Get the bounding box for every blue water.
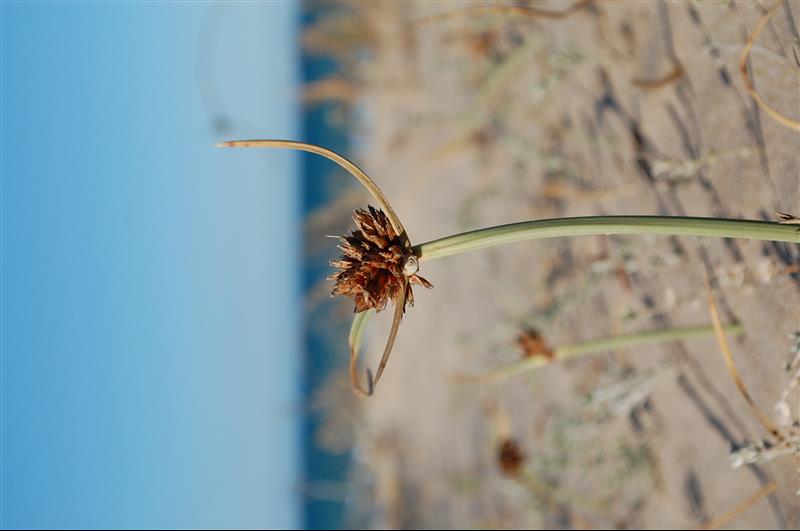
[300,7,355,530]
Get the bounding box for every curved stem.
[739,2,800,133]
[217,139,410,248]
[414,216,799,262]
[349,309,376,396]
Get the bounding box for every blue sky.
[2,2,300,528]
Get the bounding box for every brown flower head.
[330,206,432,313]
[518,328,555,361]
[218,139,428,395]
[497,438,526,477]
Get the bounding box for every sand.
[307,1,800,528]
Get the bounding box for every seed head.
[330,206,432,313]
[497,438,526,476]
[518,328,555,361]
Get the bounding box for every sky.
[1,2,300,528]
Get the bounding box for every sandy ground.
[305,1,800,528]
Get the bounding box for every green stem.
[462,323,743,384]
[414,216,799,261]
[556,323,743,359]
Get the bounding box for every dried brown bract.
[497,438,526,477]
[518,328,555,361]
[330,206,432,313]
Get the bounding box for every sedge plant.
[455,322,745,384]
[218,139,800,396]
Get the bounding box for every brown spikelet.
[518,328,555,361]
[497,438,526,477]
[330,206,432,313]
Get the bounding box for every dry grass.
[739,1,800,133]
[706,278,784,442]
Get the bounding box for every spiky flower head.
[330,206,432,313]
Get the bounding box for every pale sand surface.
[306,1,800,528]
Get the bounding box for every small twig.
[692,482,777,530]
[632,63,685,91]
[371,288,407,389]
[706,279,785,442]
[739,2,800,132]
[416,0,592,25]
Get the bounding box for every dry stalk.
[739,1,800,132]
